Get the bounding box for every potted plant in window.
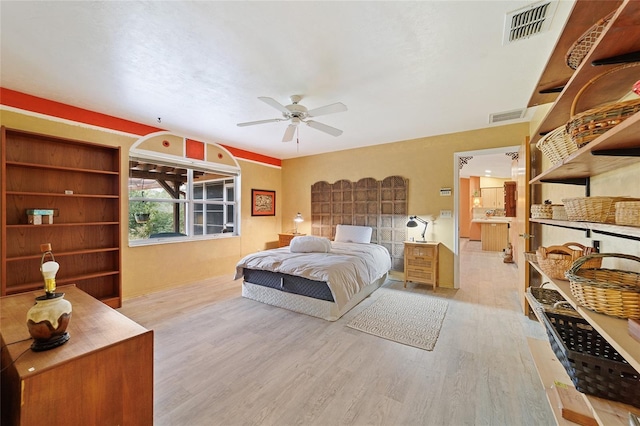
[134,211,150,224]
[133,180,151,223]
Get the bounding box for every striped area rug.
[347,290,448,351]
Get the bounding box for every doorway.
[453,146,519,288]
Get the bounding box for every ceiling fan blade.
[306,120,343,137]
[307,102,347,117]
[258,97,290,114]
[237,118,283,127]
[282,124,297,142]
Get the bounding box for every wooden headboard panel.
[311,176,407,271]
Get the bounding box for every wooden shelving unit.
[526,265,640,424]
[530,113,640,185]
[530,218,640,240]
[1,127,122,307]
[530,0,640,146]
[524,0,640,424]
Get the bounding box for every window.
[128,158,238,245]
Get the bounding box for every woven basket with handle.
[566,63,640,148]
[536,243,600,281]
[565,11,615,70]
[567,253,640,319]
[535,126,576,165]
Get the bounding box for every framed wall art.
[251,189,276,216]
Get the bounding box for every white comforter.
[234,241,391,310]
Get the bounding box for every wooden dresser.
[403,241,439,290]
[278,233,305,247]
[0,286,153,425]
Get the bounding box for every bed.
[234,225,391,321]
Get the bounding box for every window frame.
[128,152,241,247]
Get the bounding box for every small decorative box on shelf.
[26,209,54,225]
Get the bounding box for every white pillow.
[289,235,332,253]
[333,225,372,244]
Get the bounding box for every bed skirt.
[242,273,388,321]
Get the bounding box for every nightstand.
[404,241,439,290]
[278,233,305,247]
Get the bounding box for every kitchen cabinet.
[481,187,504,209]
[524,1,640,423]
[1,127,122,308]
[504,181,516,217]
[480,222,509,252]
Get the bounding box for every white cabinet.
[481,187,504,209]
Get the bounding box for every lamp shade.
[293,212,304,233]
[406,215,429,241]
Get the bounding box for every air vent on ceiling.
[503,1,557,44]
[489,108,526,124]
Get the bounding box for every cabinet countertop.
[471,218,512,224]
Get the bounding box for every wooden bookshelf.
[1,127,122,307]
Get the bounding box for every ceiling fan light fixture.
[237,95,347,140]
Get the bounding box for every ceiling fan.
[237,95,347,142]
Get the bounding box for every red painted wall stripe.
[0,87,281,167]
[220,144,281,167]
[1,87,163,135]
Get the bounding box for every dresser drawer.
[406,268,436,284]
[406,257,435,270]
[405,245,436,258]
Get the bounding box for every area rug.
[347,290,448,351]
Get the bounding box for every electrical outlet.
[440,210,452,218]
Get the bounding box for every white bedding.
[234,241,391,311]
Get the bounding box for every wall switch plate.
[440,210,452,218]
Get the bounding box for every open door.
[514,136,532,315]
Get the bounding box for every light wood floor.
[118,240,554,426]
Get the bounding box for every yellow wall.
[281,123,530,288]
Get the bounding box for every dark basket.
[541,311,640,408]
[528,285,581,318]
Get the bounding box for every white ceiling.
[0,1,574,161]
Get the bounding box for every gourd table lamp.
[26,243,72,351]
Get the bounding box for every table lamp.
[293,212,304,234]
[26,243,72,351]
[406,215,429,242]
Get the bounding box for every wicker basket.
[562,196,639,223]
[567,63,640,148]
[552,205,568,221]
[567,253,640,319]
[536,126,576,165]
[541,310,640,408]
[531,204,555,219]
[536,243,600,281]
[565,11,614,70]
[615,200,640,227]
[528,283,581,318]
[523,251,538,264]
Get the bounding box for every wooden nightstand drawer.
[406,245,436,258]
[406,257,434,270]
[406,269,436,282]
